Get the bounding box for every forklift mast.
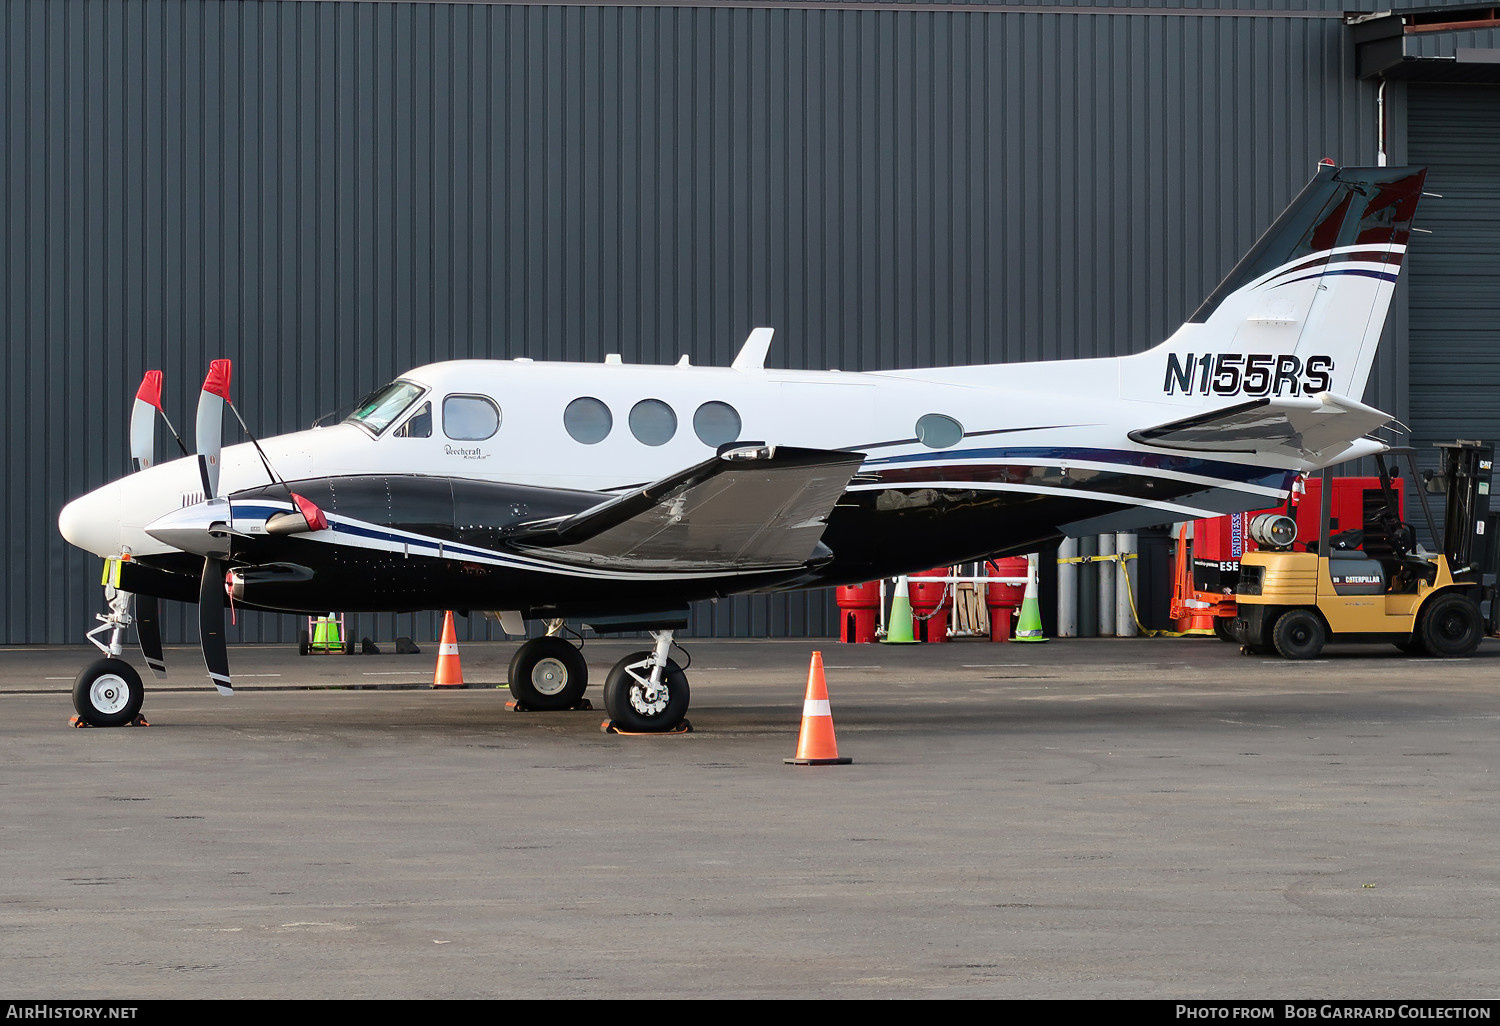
[1435,441,1494,574]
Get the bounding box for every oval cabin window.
[629,399,677,446]
[915,413,963,449]
[693,401,742,447]
[564,397,613,444]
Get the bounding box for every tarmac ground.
[2,635,1498,1000]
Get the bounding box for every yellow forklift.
[1233,441,1496,659]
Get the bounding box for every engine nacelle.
[228,563,317,611]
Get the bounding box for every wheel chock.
[69,714,150,728]
[600,718,693,735]
[505,697,594,713]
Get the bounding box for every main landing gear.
[507,633,590,710]
[504,627,691,732]
[601,631,691,734]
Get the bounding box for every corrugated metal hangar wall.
[3,0,1496,645]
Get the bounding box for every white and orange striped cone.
[432,610,465,688]
[784,651,852,765]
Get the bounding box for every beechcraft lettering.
[57,163,1429,733]
[1163,353,1334,398]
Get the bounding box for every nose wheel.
[72,658,146,727]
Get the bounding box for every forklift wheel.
[1272,609,1326,660]
[1417,593,1484,658]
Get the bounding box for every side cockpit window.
[394,401,432,438]
[444,395,501,441]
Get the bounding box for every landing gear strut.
[602,630,691,733]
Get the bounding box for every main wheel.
[1417,592,1484,658]
[73,658,145,727]
[507,637,589,709]
[1272,609,1326,660]
[603,652,689,732]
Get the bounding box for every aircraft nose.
[58,484,123,557]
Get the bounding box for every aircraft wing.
[1128,392,1394,461]
[510,445,865,571]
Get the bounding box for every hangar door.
[1406,85,1500,457]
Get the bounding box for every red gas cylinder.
[986,557,1029,642]
[908,568,953,643]
[836,581,881,643]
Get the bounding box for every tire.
[73,658,145,727]
[507,637,589,709]
[1417,592,1484,658]
[298,629,310,656]
[603,651,689,732]
[1272,609,1325,660]
[1213,617,1242,644]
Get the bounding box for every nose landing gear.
[73,565,158,727]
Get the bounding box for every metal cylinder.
[1077,535,1098,637]
[1056,537,1079,637]
[1115,532,1138,637]
[1097,533,1116,637]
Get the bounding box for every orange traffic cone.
[432,611,465,688]
[784,651,852,765]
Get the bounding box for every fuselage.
[59,353,1304,617]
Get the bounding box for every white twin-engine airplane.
[59,163,1426,731]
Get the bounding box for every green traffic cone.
[882,576,919,644]
[1012,555,1050,643]
[311,614,341,651]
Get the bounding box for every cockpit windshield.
[343,380,425,435]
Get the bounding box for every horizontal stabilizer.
[1128,392,1394,461]
[511,445,865,571]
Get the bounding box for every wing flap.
[1128,392,1393,461]
[511,445,865,571]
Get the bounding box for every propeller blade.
[136,593,166,677]
[195,359,232,499]
[198,557,233,696]
[130,371,164,470]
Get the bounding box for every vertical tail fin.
[1125,165,1427,405]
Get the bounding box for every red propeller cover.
[135,370,164,409]
[202,359,233,400]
